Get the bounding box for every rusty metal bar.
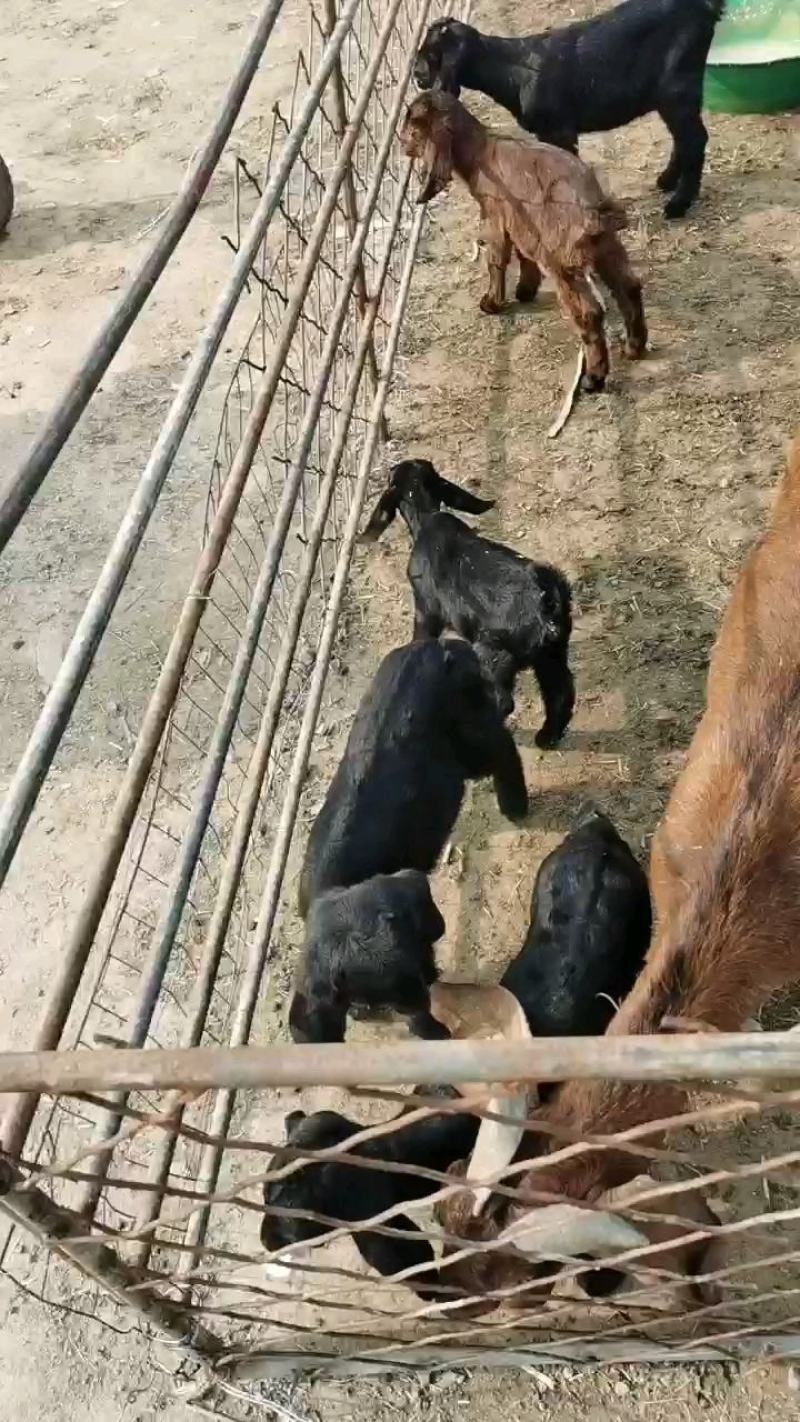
[0,0,364,1167]
[1,1032,800,1096]
[0,0,362,898]
[70,0,412,1222]
[322,0,388,442]
[128,100,423,1264]
[176,185,429,1276]
[0,0,286,558]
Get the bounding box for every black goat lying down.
[501,805,652,1087]
[415,0,725,219]
[290,870,449,1043]
[361,459,574,744]
[298,638,528,916]
[261,1097,479,1299]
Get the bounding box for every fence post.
[322,0,390,443]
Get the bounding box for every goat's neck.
[459,33,538,123]
[399,503,437,541]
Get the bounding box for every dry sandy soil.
[1,0,800,1416]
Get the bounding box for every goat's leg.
[536,128,579,156]
[394,975,451,1039]
[531,642,575,749]
[656,143,681,194]
[656,98,708,218]
[593,238,648,360]
[479,230,511,314]
[553,269,609,392]
[515,251,543,305]
[409,1007,451,1039]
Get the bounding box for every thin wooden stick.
[547,347,585,439]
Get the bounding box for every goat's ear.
[417,130,453,204]
[360,486,399,542]
[436,473,494,515]
[285,1110,306,1137]
[433,29,464,98]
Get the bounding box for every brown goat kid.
[438,435,800,1305]
[399,91,647,391]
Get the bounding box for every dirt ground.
[2,0,800,1416]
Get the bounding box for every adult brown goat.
[438,434,800,1305]
[399,91,647,391]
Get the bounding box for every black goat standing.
[289,869,449,1043]
[261,1100,479,1299]
[501,804,652,1089]
[414,0,725,219]
[298,637,528,916]
[361,459,574,746]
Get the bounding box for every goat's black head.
[414,18,473,96]
[261,1109,354,1254]
[360,458,494,541]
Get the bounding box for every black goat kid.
[361,458,574,746]
[501,805,652,1062]
[298,637,528,916]
[290,869,449,1043]
[415,0,725,219]
[261,1100,479,1299]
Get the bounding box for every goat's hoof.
[535,726,563,750]
[580,371,606,394]
[515,281,539,304]
[656,168,679,193]
[479,295,503,315]
[624,339,647,361]
[663,195,691,220]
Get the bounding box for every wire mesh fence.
[0,0,449,1362]
[3,0,800,1400]
[2,1037,800,1383]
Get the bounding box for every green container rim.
[704,52,800,113]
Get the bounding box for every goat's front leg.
[394,975,451,1039]
[657,98,708,218]
[593,236,648,359]
[531,642,575,749]
[479,230,511,315]
[553,268,609,392]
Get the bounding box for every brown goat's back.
[531,434,800,1199]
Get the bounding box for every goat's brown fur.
[439,436,800,1302]
[399,91,647,389]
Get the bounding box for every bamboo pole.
[0,1033,799,1100]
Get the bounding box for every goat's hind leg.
[515,249,542,305]
[554,268,609,392]
[531,641,575,749]
[594,237,648,360]
[480,229,512,315]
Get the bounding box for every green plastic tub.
[703,0,800,114]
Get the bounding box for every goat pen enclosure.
[2,0,800,1403]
